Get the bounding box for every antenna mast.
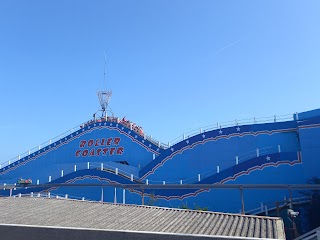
[96,53,113,118]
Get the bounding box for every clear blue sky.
[0,0,320,162]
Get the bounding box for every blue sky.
[0,0,320,162]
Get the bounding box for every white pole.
[87,162,90,169]
[74,165,77,172]
[101,187,104,202]
[48,176,51,182]
[61,170,64,177]
[163,181,165,185]
[278,145,281,153]
[37,180,39,185]
[114,188,117,204]
[256,148,259,157]
[115,168,118,175]
[123,189,126,204]
[236,156,239,165]
[180,180,183,185]
[146,179,149,185]
[217,166,220,173]
[101,163,103,170]
[130,174,133,182]
[198,174,201,182]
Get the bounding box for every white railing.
[169,113,294,146]
[89,162,141,182]
[0,121,85,170]
[245,196,311,215]
[144,143,299,185]
[0,118,165,170]
[0,113,296,170]
[10,192,94,202]
[294,226,320,240]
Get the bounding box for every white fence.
[0,113,296,171]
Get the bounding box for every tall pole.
[240,187,245,214]
[101,186,104,202]
[141,189,144,205]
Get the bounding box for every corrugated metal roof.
[0,197,285,239]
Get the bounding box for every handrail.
[10,192,94,202]
[245,196,311,215]
[0,113,295,170]
[0,121,85,169]
[294,226,320,240]
[169,113,294,146]
[89,162,141,182]
[143,143,299,184]
[0,117,164,170]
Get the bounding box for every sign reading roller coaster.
[75,137,124,157]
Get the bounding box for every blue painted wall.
[1,109,320,214]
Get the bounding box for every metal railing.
[10,192,94,202]
[169,114,294,146]
[0,113,296,170]
[294,226,320,240]
[245,196,311,215]
[144,143,299,185]
[0,118,164,170]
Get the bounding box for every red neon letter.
[79,140,86,148]
[114,137,121,145]
[116,147,124,155]
[109,147,115,155]
[75,150,81,157]
[96,148,102,156]
[82,149,88,157]
[88,139,94,147]
[89,149,95,156]
[106,138,112,146]
[102,148,108,155]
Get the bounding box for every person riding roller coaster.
[17,178,32,185]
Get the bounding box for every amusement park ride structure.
[94,54,113,119]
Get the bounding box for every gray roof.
[0,197,285,239]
